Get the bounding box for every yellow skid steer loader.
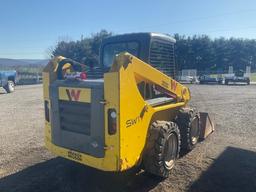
[43,33,214,178]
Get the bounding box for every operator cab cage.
[98,32,176,78]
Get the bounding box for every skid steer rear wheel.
[143,121,180,178]
[176,108,200,152]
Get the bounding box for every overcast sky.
[1,0,256,59]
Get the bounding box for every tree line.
[174,34,256,72]
[51,30,256,72]
[51,30,112,68]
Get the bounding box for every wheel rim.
[190,117,199,145]
[9,82,14,91]
[164,133,178,169]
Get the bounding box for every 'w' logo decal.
[66,89,81,101]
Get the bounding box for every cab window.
[103,42,139,67]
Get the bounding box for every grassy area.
[251,73,256,82]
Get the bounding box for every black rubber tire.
[247,79,250,85]
[4,80,15,93]
[176,108,200,152]
[143,121,181,178]
[225,80,229,85]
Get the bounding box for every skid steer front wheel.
[176,108,200,152]
[143,121,180,178]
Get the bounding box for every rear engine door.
[50,80,105,158]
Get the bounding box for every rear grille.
[59,100,91,135]
[150,41,175,77]
[86,68,104,79]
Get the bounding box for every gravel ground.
[0,84,255,192]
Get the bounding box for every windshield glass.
[103,42,139,67]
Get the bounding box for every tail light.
[44,100,50,122]
[108,109,117,135]
[80,72,87,80]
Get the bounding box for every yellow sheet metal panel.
[116,53,188,170]
[45,120,52,143]
[119,63,155,170]
[104,72,121,170]
[58,87,91,103]
[45,138,118,171]
[42,72,50,99]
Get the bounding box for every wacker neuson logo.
[66,89,81,101]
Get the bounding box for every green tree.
[51,31,256,72]
[52,30,112,67]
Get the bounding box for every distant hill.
[0,58,49,67]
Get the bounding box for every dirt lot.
[0,84,255,192]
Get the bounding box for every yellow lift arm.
[111,52,191,103]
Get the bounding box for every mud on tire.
[176,108,200,152]
[143,121,181,178]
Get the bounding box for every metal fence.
[17,72,42,85]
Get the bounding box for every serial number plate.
[67,150,82,161]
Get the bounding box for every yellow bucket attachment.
[199,112,215,140]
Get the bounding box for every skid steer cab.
[43,33,214,178]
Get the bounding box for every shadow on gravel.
[190,146,256,192]
[0,157,162,192]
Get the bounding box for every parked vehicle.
[177,75,196,84]
[224,70,250,85]
[199,75,222,84]
[0,70,18,93]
